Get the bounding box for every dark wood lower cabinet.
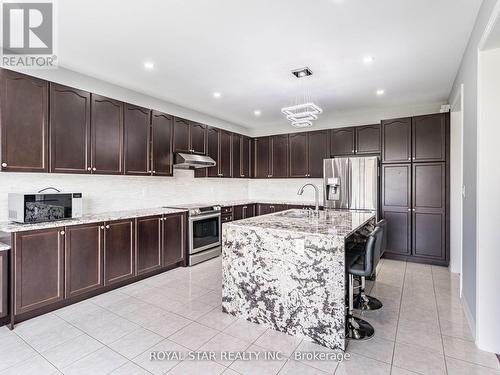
[2,213,187,327]
[104,219,135,285]
[65,223,104,298]
[412,163,446,261]
[381,162,448,265]
[233,204,256,221]
[163,213,185,267]
[257,203,287,215]
[1,251,7,318]
[136,216,162,275]
[14,228,65,315]
[382,164,412,257]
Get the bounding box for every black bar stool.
[352,219,386,311]
[346,226,383,340]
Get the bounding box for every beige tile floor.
[0,258,499,374]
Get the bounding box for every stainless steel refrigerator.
[323,156,379,213]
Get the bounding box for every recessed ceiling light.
[292,67,313,78]
[376,89,385,96]
[363,56,374,64]
[143,62,154,70]
[213,92,222,99]
[254,110,261,116]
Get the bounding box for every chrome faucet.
[297,183,320,215]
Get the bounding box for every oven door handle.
[189,213,221,221]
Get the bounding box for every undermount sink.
[276,210,313,219]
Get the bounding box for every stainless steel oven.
[166,204,222,266]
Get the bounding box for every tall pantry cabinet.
[381,113,449,266]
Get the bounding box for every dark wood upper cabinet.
[124,104,151,175]
[136,216,162,275]
[202,127,232,178]
[307,130,329,178]
[104,219,135,285]
[254,136,271,178]
[412,114,447,162]
[232,135,251,178]
[271,134,288,178]
[289,132,308,177]
[382,117,412,163]
[242,136,251,178]
[190,122,207,155]
[65,223,104,298]
[219,130,232,178]
[0,70,48,172]
[356,124,381,154]
[14,227,65,315]
[330,127,355,156]
[412,163,446,260]
[163,213,185,266]
[173,117,191,153]
[50,84,91,174]
[173,118,206,155]
[206,127,220,177]
[151,110,173,176]
[91,94,124,174]
[232,135,242,178]
[381,164,411,256]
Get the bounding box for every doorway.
[450,85,464,296]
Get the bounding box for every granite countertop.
[227,209,375,238]
[0,242,10,251]
[0,207,187,233]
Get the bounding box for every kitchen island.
[222,209,375,350]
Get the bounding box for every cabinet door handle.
[105,225,110,229]
[87,167,91,171]
[59,230,65,235]
[152,171,156,174]
[100,226,105,229]
[1,162,7,168]
[92,167,97,171]
[408,157,411,161]
[408,208,411,212]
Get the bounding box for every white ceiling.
[58,0,482,130]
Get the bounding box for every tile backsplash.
[0,171,323,222]
[0,169,249,221]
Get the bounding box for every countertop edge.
[0,207,188,233]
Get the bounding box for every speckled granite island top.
[222,209,375,351]
[0,242,10,251]
[0,207,187,233]
[228,209,375,238]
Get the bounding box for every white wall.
[448,0,500,331]
[248,178,323,204]
[9,67,250,136]
[0,170,249,221]
[476,46,500,353]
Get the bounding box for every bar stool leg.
[353,276,383,311]
[347,274,375,340]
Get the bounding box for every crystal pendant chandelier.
[281,67,323,128]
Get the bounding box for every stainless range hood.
[174,153,216,169]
